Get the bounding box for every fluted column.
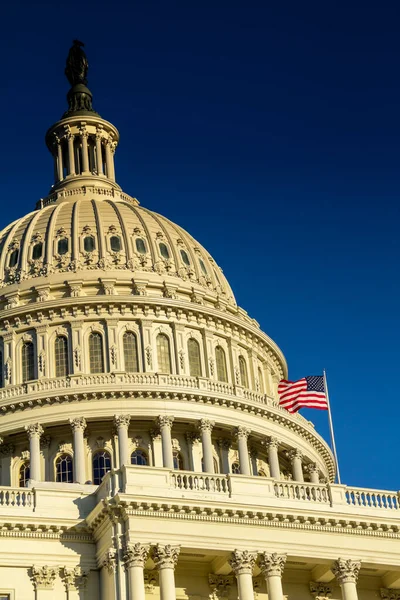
[332,559,361,600]
[198,419,215,473]
[80,123,90,174]
[229,550,257,600]
[95,127,104,175]
[54,134,63,182]
[65,127,76,175]
[105,137,114,181]
[101,549,116,600]
[263,437,280,479]
[70,417,87,484]
[114,415,131,467]
[259,552,287,600]
[157,416,174,469]
[288,449,304,482]
[217,438,231,474]
[152,544,180,600]
[123,543,149,600]
[25,423,43,481]
[235,427,251,475]
[306,462,320,484]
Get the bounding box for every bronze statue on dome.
[65,40,89,87]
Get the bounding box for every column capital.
[234,426,251,441]
[69,417,87,432]
[229,549,257,576]
[25,423,44,439]
[198,419,215,433]
[332,558,361,585]
[209,574,234,598]
[288,448,303,462]
[259,552,287,577]
[123,543,150,569]
[217,438,232,450]
[102,549,117,574]
[262,436,279,450]
[381,590,400,600]
[151,544,180,570]
[186,432,200,444]
[310,581,333,599]
[31,565,58,590]
[305,462,319,474]
[157,415,174,430]
[114,414,131,429]
[60,567,88,591]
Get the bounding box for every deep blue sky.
[1,1,399,490]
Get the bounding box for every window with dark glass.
[84,235,95,252]
[22,341,35,382]
[57,238,68,255]
[55,336,69,378]
[110,236,121,252]
[93,450,112,485]
[19,462,30,487]
[89,332,105,373]
[199,259,208,276]
[215,345,228,383]
[135,238,146,254]
[159,243,170,259]
[173,450,184,470]
[180,249,190,266]
[187,338,201,377]
[258,367,265,394]
[32,242,43,260]
[156,334,171,373]
[56,454,73,483]
[9,249,19,268]
[131,449,148,466]
[123,332,139,372]
[239,356,249,388]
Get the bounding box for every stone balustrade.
[345,486,399,510]
[274,480,331,504]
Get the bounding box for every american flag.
[278,376,328,413]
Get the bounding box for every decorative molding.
[259,552,287,577]
[209,574,234,599]
[229,549,257,576]
[332,558,361,585]
[144,569,158,592]
[198,418,215,433]
[310,581,333,599]
[25,423,44,439]
[288,448,303,462]
[114,414,131,429]
[157,415,174,429]
[31,565,58,590]
[381,590,400,600]
[60,566,88,591]
[151,544,180,570]
[70,417,87,432]
[102,549,116,574]
[235,426,251,441]
[123,543,150,569]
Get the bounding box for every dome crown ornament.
[63,40,98,117]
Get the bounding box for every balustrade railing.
[171,471,230,494]
[274,481,331,504]
[345,486,400,510]
[0,487,35,508]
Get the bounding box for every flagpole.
[323,369,341,484]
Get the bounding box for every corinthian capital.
[102,549,116,574]
[234,426,251,441]
[114,414,131,429]
[259,552,287,577]
[229,549,257,576]
[262,436,279,450]
[310,581,332,599]
[69,417,87,432]
[60,567,88,591]
[198,419,215,433]
[31,565,58,590]
[288,448,303,462]
[25,423,44,439]
[381,590,400,600]
[151,544,180,570]
[305,462,319,474]
[332,558,361,585]
[157,415,174,430]
[123,543,150,569]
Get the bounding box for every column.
[60,567,88,599]
[249,447,258,476]
[152,544,180,600]
[114,415,131,467]
[217,438,231,474]
[185,432,200,472]
[229,549,257,600]
[70,417,87,484]
[31,566,58,597]
[259,552,287,600]
[288,449,304,482]
[95,126,104,175]
[80,123,90,174]
[235,427,251,475]
[55,134,63,181]
[25,423,43,481]
[123,543,149,600]
[65,127,76,175]
[105,137,114,180]
[157,416,174,469]
[332,558,361,600]
[198,419,215,473]
[101,549,116,600]
[262,437,280,479]
[306,462,320,484]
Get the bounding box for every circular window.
[110,236,121,252]
[135,238,146,254]
[84,236,95,252]
[57,239,68,255]
[159,243,170,259]
[180,249,190,266]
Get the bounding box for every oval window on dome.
[32,242,43,260]
[84,235,95,252]
[9,249,19,268]
[110,236,121,252]
[180,249,190,266]
[135,238,147,254]
[57,238,68,255]
[199,259,208,276]
[159,243,170,259]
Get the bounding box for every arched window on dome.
[32,242,43,260]
[156,334,171,374]
[123,332,139,373]
[89,332,105,374]
[187,338,202,377]
[84,235,95,252]
[231,462,240,475]
[55,336,69,378]
[180,249,190,266]
[93,450,112,485]
[135,238,147,254]
[19,462,30,487]
[9,248,19,268]
[199,259,208,276]
[21,341,35,382]
[55,454,73,483]
[159,243,170,259]
[258,366,265,394]
[110,236,121,252]
[131,449,148,466]
[173,450,184,470]
[238,356,249,388]
[57,238,68,255]
[215,346,228,383]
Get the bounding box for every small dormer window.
[32,242,43,260]
[57,238,68,255]
[9,249,19,268]
[199,259,208,276]
[159,243,170,259]
[110,236,121,252]
[180,249,190,266]
[135,238,146,254]
[84,236,95,252]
